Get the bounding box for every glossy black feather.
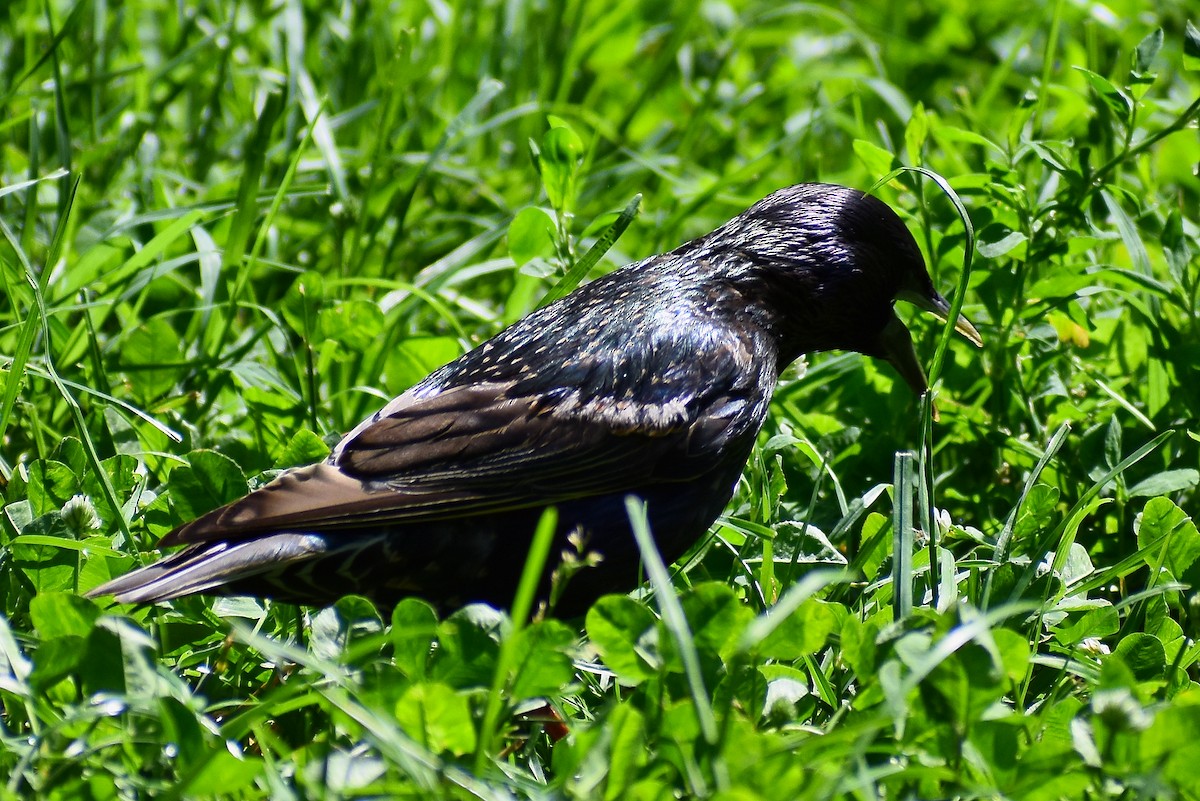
[87,183,977,615]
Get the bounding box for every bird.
[87,183,981,616]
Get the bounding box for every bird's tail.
[85,533,330,605]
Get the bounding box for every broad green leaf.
[967,718,1023,789]
[310,601,381,662]
[759,664,812,722]
[30,592,100,639]
[1151,612,1186,665]
[385,336,462,395]
[661,700,702,756]
[1052,605,1118,646]
[1136,497,1200,578]
[992,628,1032,683]
[82,623,126,695]
[508,206,557,267]
[1026,272,1100,300]
[510,619,576,699]
[1133,28,1163,77]
[275,429,330,469]
[541,123,583,165]
[926,640,1008,722]
[1013,699,1087,798]
[30,635,86,689]
[1102,189,1152,275]
[432,605,501,687]
[394,682,477,756]
[1112,633,1166,682]
[93,454,139,500]
[139,492,177,538]
[679,582,752,659]
[977,229,1027,259]
[26,459,77,517]
[1162,209,1192,284]
[852,139,897,177]
[1147,357,1170,418]
[857,511,891,581]
[586,594,660,685]
[159,696,208,768]
[392,599,439,679]
[840,615,880,677]
[1012,482,1060,544]
[1059,542,1095,585]
[539,124,583,210]
[1128,469,1200,498]
[602,704,646,801]
[933,123,1004,153]
[177,749,264,797]
[52,437,88,477]
[1073,67,1133,121]
[318,299,384,351]
[757,599,838,661]
[120,316,184,401]
[168,450,250,521]
[10,515,77,592]
[1142,692,1200,792]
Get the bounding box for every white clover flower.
[61,494,100,536]
[1092,688,1152,733]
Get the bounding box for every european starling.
[88,183,981,615]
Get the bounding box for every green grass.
[2,1,1200,798]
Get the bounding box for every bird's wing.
[337,380,713,500]
[162,366,756,548]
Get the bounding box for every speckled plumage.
[88,183,980,615]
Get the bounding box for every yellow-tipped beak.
[897,288,983,348]
[876,290,982,417]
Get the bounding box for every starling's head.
[715,183,982,395]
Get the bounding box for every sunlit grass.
[2,1,1199,798]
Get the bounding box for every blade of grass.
[896,601,1040,696]
[381,78,505,267]
[197,97,323,420]
[474,506,558,773]
[625,495,725,792]
[223,623,449,796]
[43,0,73,222]
[0,296,42,470]
[20,363,182,444]
[204,90,284,360]
[917,391,936,608]
[0,168,69,201]
[1007,429,1172,604]
[872,166,977,390]
[892,451,915,621]
[0,178,133,550]
[737,568,849,654]
[537,193,641,308]
[982,422,1070,608]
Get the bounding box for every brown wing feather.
[160,381,703,548]
[335,384,555,478]
[158,463,489,546]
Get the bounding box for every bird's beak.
[897,288,984,348]
[877,289,982,399]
